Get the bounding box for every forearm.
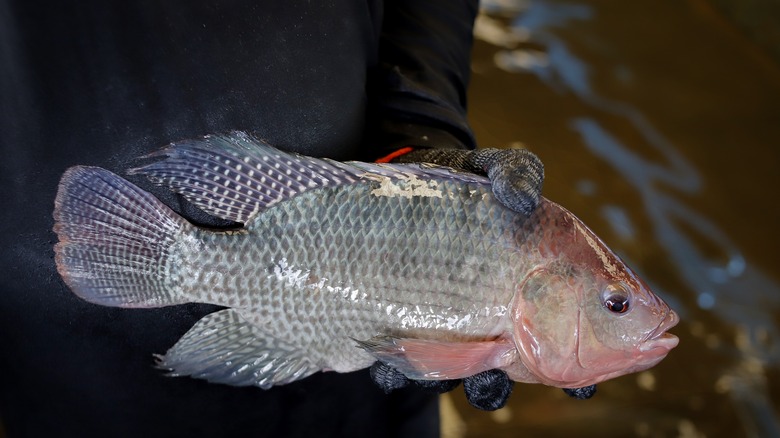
[363,0,480,159]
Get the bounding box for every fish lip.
[640,332,679,352]
[640,310,680,352]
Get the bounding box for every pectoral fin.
[355,336,517,380]
[157,309,317,388]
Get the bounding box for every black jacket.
[0,1,478,436]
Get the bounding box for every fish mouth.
[640,310,680,353]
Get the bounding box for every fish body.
[54,133,678,389]
[175,177,523,373]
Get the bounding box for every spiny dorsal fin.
[129,132,363,224]
[130,132,492,225]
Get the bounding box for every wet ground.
[442,0,780,436]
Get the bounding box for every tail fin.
[53,166,192,308]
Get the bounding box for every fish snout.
[639,309,680,353]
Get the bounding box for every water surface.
[443,1,780,436]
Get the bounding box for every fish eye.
[603,283,630,314]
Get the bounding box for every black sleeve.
[363,0,480,159]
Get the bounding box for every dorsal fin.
[129,132,364,224]
[130,132,491,224]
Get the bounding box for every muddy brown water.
[442,0,780,436]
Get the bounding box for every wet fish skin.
[53,132,678,390]
[173,176,525,374]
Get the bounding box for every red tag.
[375,146,414,163]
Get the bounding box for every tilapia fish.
[53,132,678,390]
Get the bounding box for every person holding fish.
[0,0,677,437]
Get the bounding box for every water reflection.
[457,0,780,436]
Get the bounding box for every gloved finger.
[562,385,597,400]
[370,361,410,393]
[462,369,514,411]
[370,361,462,394]
[391,148,482,173]
[474,148,544,217]
[414,378,461,394]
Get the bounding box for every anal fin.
[158,309,317,388]
[355,336,517,380]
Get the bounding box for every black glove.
[370,362,513,411]
[371,147,598,408]
[394,147,545,217]
[563,385,598,400]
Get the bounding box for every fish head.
[511,200,679,388]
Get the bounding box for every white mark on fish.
[271,258,309,289]
[383,300,507,332]
[362,173,445,199]
[573,221,620,276]
[270,258,363,301]
[324,284,364,302]
[173,232,204,254]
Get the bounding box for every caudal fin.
[53,166,191,308]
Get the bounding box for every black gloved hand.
[393,147,545,217]
[369,362,513,411]
[371,360,597,409]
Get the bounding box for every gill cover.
[513,270,582,387]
